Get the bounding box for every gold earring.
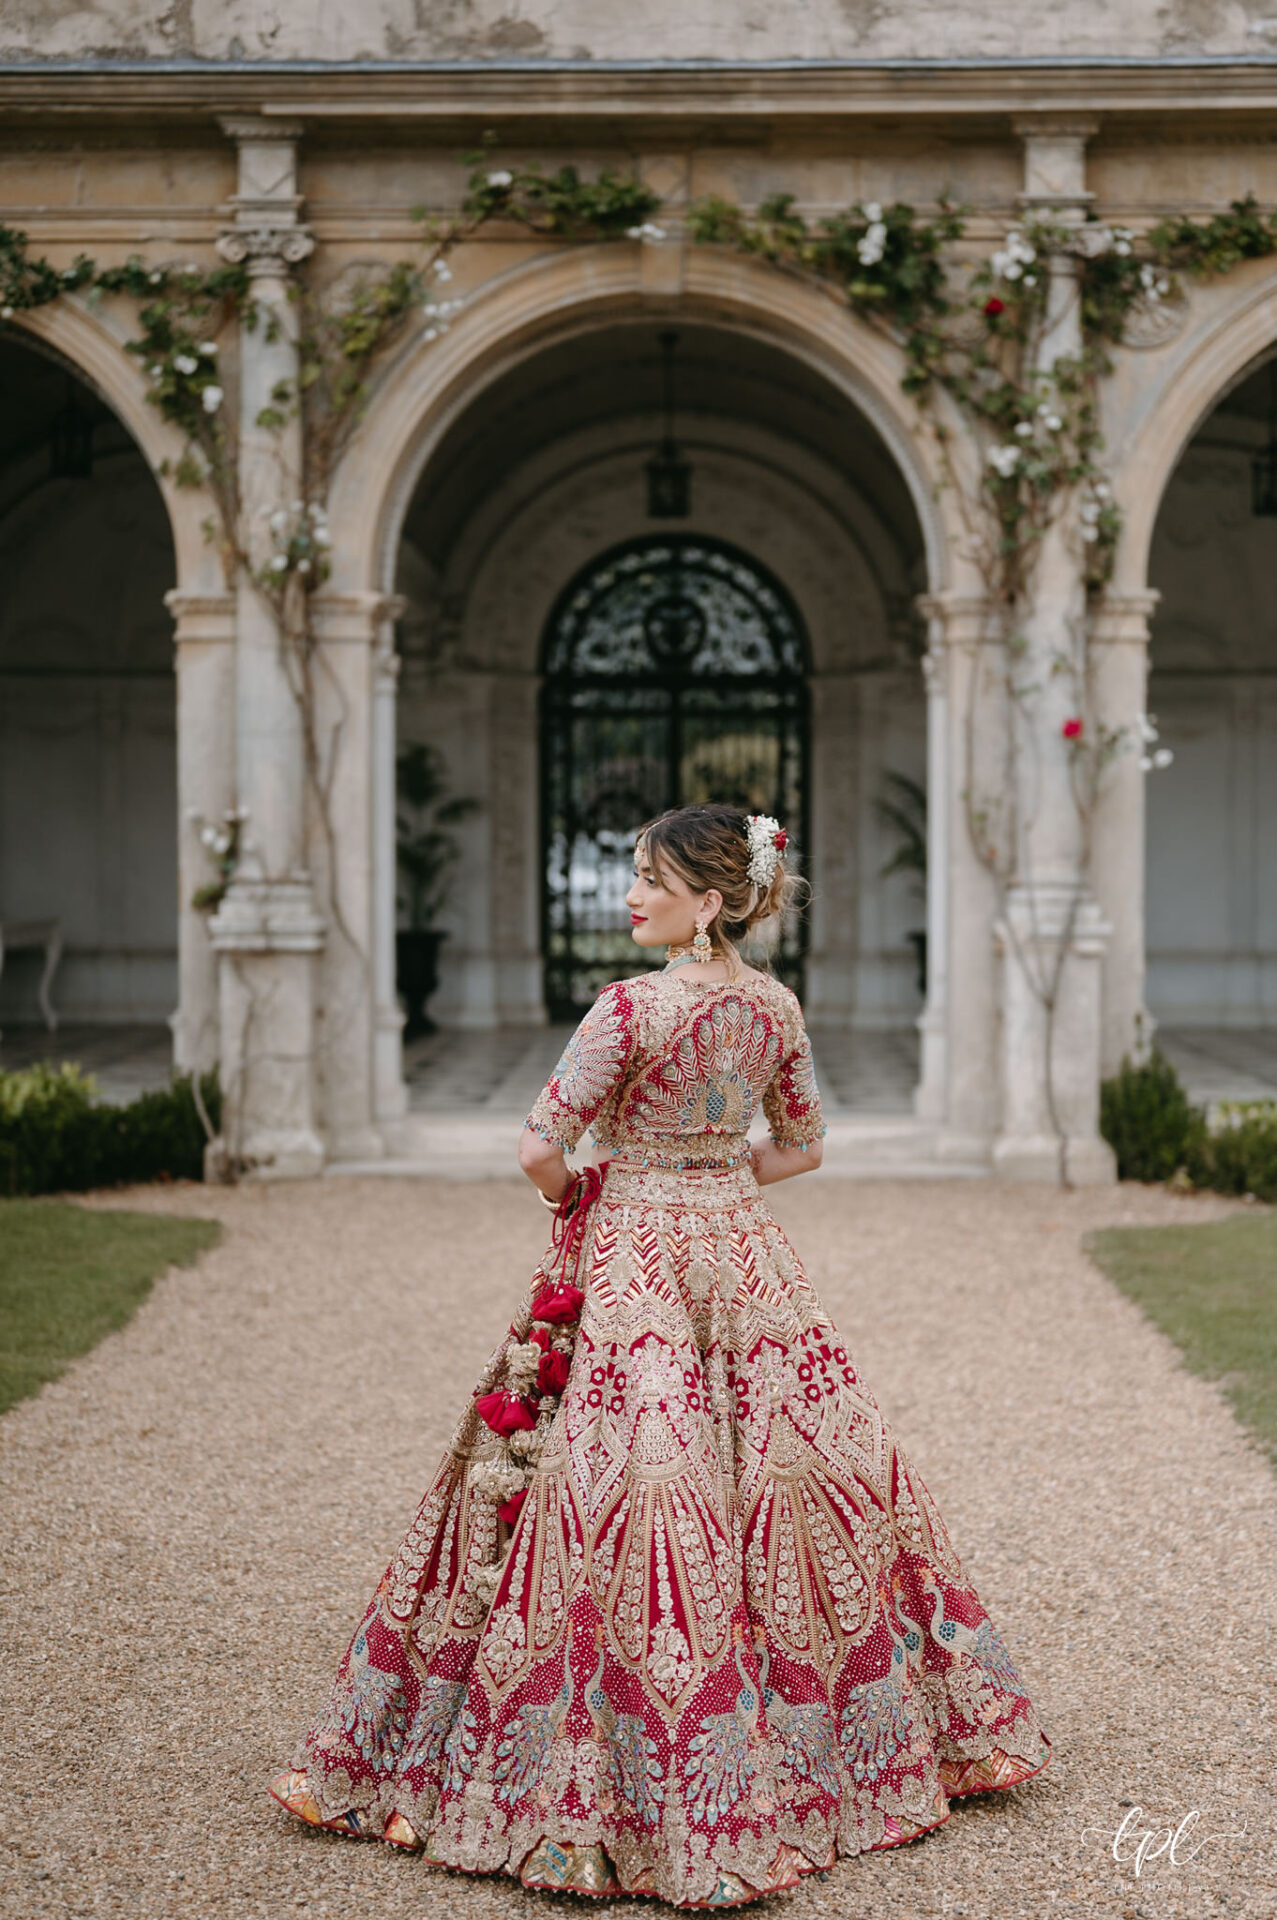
[692,916,714,963]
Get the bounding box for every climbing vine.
[689,190,1277,1184]
[0,156,660,1174]
[4,168,1273,1185]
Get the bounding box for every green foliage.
[688,193,963,391]
[874,771,928,895]
[0,1199,220,1414]
[462,159,661,236]
[0,224,93,310]
[1099,1047,1207,1184]
[0,1063,222,1197]
[1150,193,1277,278]
[1099,1054,1277,1202]
[1186,1101,1277,1204]
[396,742,481,930]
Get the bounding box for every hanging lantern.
[646,329,691,519]
[1251,360,1277,517]
[49,376,94,479]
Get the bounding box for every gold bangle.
[537,1189,560,1210]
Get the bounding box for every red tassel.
[530,1282,585,1326]
[475,1389,539,1435]
[497,1488,528,1526]
[537,1346,571,1396]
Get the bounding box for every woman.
[269,802,1051,1906]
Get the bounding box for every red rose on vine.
[1062,717,1083,739]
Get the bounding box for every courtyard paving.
[0,1173,1274,1920]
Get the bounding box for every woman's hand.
[750,1137,824,1186]
[518,1126,574,1205]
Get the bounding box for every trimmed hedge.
[1099,1046,1207,1184]
[0,1063,220,1196]
[1186,1100,1277,1205]
[1100,1048,1277,1202]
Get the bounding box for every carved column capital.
[217,112,312,279]
[215,224,315,276]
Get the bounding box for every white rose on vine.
[987,444,1022,477]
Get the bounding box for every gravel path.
[1,1174,1273,1920]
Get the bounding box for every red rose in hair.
[497,1488,528,1526]
[537,1345,571,1395]
[1061,716,1083,740]
[474,1389,539,1435]
[984,296,1006,316]
[773,829,787,851]
[531,1282,585,1325]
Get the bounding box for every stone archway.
[5,302,235,1075]
[1141,348,1277,1079]
[1092,264,1277,1087]
[0,328,186,1062]
[326,242,981,1142]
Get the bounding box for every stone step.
[328,1111,989,1181]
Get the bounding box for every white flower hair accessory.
[746,813,788,891]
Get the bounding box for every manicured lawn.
[1085,1208,1277,1470]
[0,1198,221,1415]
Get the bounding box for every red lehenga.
[270,968,1052,1906]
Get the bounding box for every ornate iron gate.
[540,536,810,1018]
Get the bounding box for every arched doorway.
[539,534,810,1017]
[1143,348,1277,1096]
[389,317,928,1043]
[0,334,177,1083]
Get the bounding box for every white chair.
[0,918,64,1032]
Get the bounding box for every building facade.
[2,9,1276,1178]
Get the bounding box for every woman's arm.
[750,1136,823,1186]
[518,1126,575,1204]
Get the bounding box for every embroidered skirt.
[277,1157,1051,1906]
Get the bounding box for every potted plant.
[395,742,480,1038]
[874,770,928,994]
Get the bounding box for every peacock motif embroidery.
[584,1626,668,1829]
[683,1629,763,1828]
[837,1576,925,1788]
[759,1644,841,1801]
[494,1620,577,1806]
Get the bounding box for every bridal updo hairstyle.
[636,803,807,972]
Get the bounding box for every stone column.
[164,589,235,1076]
[373,611,409,1124]
[915,594,1004,1159]
[1090,589,1161,1075]
[912,611,949,1121]
[306,589,407,1157]
[992,117,1115,1183]
[208,117,325,1178]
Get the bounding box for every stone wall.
[3,0,1275,64]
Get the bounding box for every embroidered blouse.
[524,968,825,1162]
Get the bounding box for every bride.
[269,801,1051,1906]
